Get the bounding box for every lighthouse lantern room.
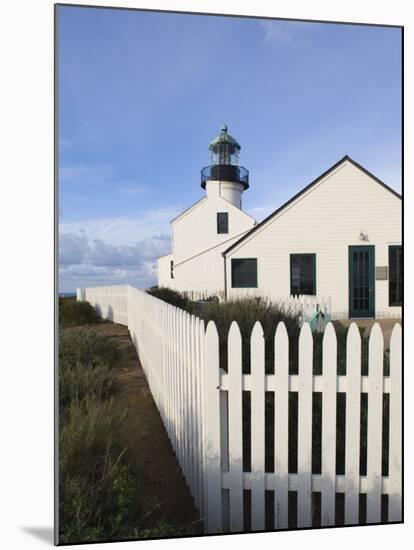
[201,125,249,209]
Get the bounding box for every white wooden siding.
[172,236,249,293]
[157,253,174,289]
[225,160,401,318]
[172,188,255,264]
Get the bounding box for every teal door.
[349,246,375,318]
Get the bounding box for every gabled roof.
[223,155,401,256]
[219,193,257,222]
[170,196,207,224]
[157,251,172,259]
[171,190,257,225]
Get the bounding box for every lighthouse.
[157,124,256,291]
[201,125,249,209]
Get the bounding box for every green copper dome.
[201,124,249,189]
[208,125,241,151]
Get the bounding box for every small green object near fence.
[310,306,327,332]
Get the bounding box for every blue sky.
[58,5,402,293]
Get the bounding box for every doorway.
[348,245,375,318]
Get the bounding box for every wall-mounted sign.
[376,266,388,280]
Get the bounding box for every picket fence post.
[203,321,222,533]
[297,322,313,528]
[196,317,205,517]
[344,323,361,525]
[388,323,402,521]
[321,322,337,526]
[366,323,384,523]
[250,321,265,531]
[227,321,244,532]
[274,321,289,529]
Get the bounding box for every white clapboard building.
[157,126,402,319]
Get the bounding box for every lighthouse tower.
[201,125,249,209]
[157,124,256,290]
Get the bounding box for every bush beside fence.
[77,284,402,533]
[178,289,332,325]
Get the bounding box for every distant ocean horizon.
[59,292,76,298]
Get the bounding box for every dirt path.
[90,320,202,533]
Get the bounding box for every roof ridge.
[223,155,401,256]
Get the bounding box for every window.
[170,260,174,279]
[217,212,229,234]
[290,254,316,295]
[389,245,402,306]
[231,258,257,288]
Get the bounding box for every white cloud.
[118,182,146,196]
[59,209,177,246]
[59,162,147,200]
[59,262,156,293]
[59,163,114,186]
[58,209,179,292]
[259,19,316,48]
[247,204,278,221]
[58,234,170,292]
[260,20,293,45]
[59,232,89,265]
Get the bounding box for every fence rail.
[77,284,402,533]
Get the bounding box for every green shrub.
[59,297,99,328]
[59,396,188,543]
[196,297,301,374]
[60,397,126,482]
[146,287,191,310]
[59,397,141,543]
[58,323,189,542]
[59,359,113,412]
[59,328,137,543]
[59,327,120,371]
[195,297,378,377]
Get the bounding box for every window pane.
[217,212,229,234]
[231,259,257,288]
[389,246,402,306]
[290,254,316,295]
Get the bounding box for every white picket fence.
[77,285,129,325]
[77,284,402,533]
